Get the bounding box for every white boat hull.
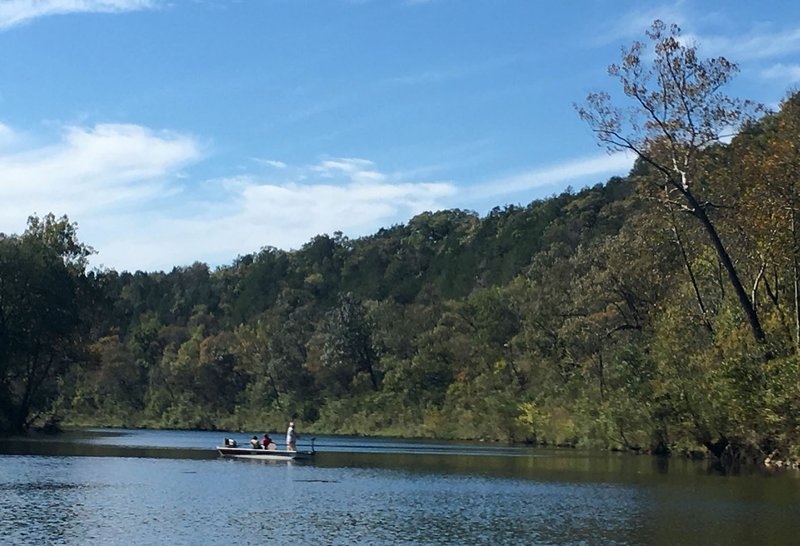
[216,446,314,461]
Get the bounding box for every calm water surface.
[1,429,799,545]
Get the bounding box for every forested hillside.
[2,23,799,467]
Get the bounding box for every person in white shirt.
[286,422,298,451]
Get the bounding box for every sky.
[0,0,798,272]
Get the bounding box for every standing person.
[286,422,298,451]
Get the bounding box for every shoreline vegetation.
[26,422,800,472]
[3,22,800,472]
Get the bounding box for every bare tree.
[577,20,766,345]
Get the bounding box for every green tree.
[0,215,90,433]
[317,293,378,394]
[89,335,145,423]
[735,94,800,352]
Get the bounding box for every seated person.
[250,435,260,449]
[261,434,273,450]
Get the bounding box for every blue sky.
[0,0,798,272]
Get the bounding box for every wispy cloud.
[0,122,200,231]
[0,120,632,272]
[253,158,287,169]
[94,157,457,271]
[684,26,800,62]
[0,125,456,271]
[0,0,157,30]
[595,2,800,65]
[312,158,387,183]
[385,54,522,87]
[760,63,800,85]
[593,1,689,46]
[0,123,17,149]
[466,153,633,200]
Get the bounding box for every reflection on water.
[1,429,799,545]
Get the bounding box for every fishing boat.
[217,438,315,461]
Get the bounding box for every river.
[1,429,798,545]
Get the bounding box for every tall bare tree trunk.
[688,193,767,345]
[792,210,800,354]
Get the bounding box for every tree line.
[2,22,799,466]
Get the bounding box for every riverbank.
[27,419,800,474]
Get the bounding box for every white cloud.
[313,158,387,183]
[0,122,17,149]
[0,122,631,272]
[0,0,156,30]
[685,26,800,62]
[253,158,287,169]
[595,2,689,45]
[92,157,457,271]
[0,127,456,271]
[760,63,800,85]
[595,4,800,73]
[0,122,200,232]
[466,153,633,200]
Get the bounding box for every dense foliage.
[2,22,799,466]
